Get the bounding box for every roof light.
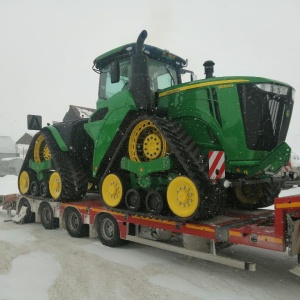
[292,88,296,101]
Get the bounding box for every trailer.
[4,193,300,276]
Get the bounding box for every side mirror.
[111,60,120,83]
[27,115,42,130]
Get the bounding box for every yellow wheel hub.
[19,171,30,194]
[143,133,162,159]
[34,134,52,163]
[235,184,263,205]
[167,176,199,218]
[102,174,123,207]
[49,172,62,199]
[128,120,167,162]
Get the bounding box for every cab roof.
[93,43,187,70]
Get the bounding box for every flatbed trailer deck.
[4,193,300,275]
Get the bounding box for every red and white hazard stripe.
[209,151,225,180]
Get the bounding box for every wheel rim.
[34,134,52,163]
[167,176,199,218]
[128,120,167,162]
[102,174,123,207]
[42,205,52,223]
[235,184,263,205]
[101,218,114,240]
[19,171,30,194]
[68,211,79,231]
[49,172,62,199]
[145,190,163,215]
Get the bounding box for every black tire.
[227,181,281,209]
[18,197,35,223]
[40,181,50,198]
[30,181,40,196]
[40,202,59,229]
[125,189,142,212]
[65,207,89,238]
[145,190,164,215]
[97,214,124,247]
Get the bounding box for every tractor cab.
[92,43,191,101]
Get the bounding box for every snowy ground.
[0,175,300,300]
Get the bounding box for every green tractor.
[19,30,294,220]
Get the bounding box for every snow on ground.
[0,175,300,300]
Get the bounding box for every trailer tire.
[97,214,124,247]
[18,197,35,223]
[40,202,59,229]
[65,207,89,238]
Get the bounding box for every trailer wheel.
[65,207,89,238]
[97,214,124,247]
[18,197,35,223]
[40,202,59,229]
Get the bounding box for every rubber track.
[19,129,88,201]
[101,114,226,221]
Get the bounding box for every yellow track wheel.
[234,184,263,205]
[34,134,51,163]
[167,176,199,218]
[49,172,62,199]
[102,174,123,207]
[128,120,167,162]
[19,171,31,194]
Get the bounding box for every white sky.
[1,0,300,151]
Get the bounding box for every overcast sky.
[1,0,300,151]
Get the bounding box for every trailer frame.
[5,193,300,275]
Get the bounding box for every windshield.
[98,57,179,99]
[237,83,293,151]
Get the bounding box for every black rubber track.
[19,129,88,201]
[99,113,226,221]
[227,181,281,210]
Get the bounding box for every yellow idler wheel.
[102,174,123,207]
[34,134,52,163]
[234,184,263,205]
[167,176,199,218]
[19,171,31,194]
[128,120,167,162]
[49,172,62,199]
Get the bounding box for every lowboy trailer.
[4,193,300,276]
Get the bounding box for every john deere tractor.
[18,30,294,220]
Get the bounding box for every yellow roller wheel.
[49,172,62,199]
[102,174,123,207]
[128,120,167,162]
[167,176,199,218]
[34,134,52,163]
[234,184,263,205]
[19,171,31,194]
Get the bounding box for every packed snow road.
[0,175,300,300]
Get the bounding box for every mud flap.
[12,206,27,223]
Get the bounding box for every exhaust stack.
[130,30,154,110]
[203,60,215,78]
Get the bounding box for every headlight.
[255,83,289,95]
